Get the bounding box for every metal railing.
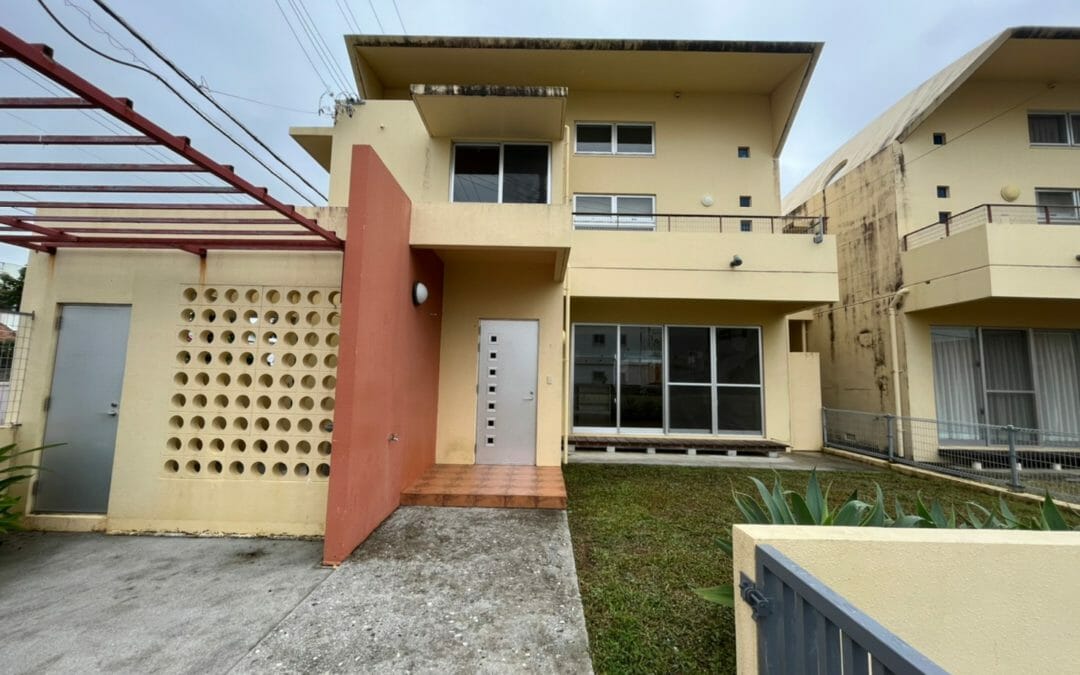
[744,544,946,674]
[571,212,826,235]
[902,203,1080,250]
[0,310,33,426]
[824,408,1080,503]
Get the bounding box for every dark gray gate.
[35,304,132,513]
[743,544,946,675]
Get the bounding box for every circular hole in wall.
[220,352,234,366]
[177,351,191,365]
[242,331,256,345]
[192,394,207,408]
[181,309,196,323]
[258,374,273,388]
[321,397,335,412]
[202,309,216,323]
[245,289,260,303]
[262,353,276,367]
[255,417,270,431]
[296,440,311,455]
[214,394,229,408]
[236,394,250,408]
[209,438,224,452]
[171,393,186,408]
[326,334,339,348]
[329,291,341,306]
[254,439,268,453]
[200,330,215,344]
[282,353,297,367]
[285,311,300,326]
[304,332,319,347]
[323,375,337,389]
[266,289,281,304]
[317,441,332,456]
[186,460,201,475]
[308,291,322,304]
[328,312,340,327]
[276,418,292,432]
[257,396,271,410]
[165,459,180,473]
[303,354,318,368]
[299,396,314,411]
[265,311,279,325]
[272,462,288,477]
[223,309,237,323]
[316,463,330,478]
[212,416,227,430]
[287,290,301,304]
[241,352,255,366]
[208,460,223,475]
[274,439,289,454]
[324,354,338,368]
[225,288,239,302]
[221,330,236,345]
[169,416,185,429]
[278,396,293,410]
[204,288,218,302]
[294,463,310,478]
[319,418,332,433]
[190,415,205,430]
[167,437,181,451]
[194,373,210,386]
[233,417,249,431]
[306,311,321,326]
[264,331,278,346]
[237,373,253,387]
[251,461,266,476]
[297,418,313,433]
[187,437,203,451]
[197,351,213,365]
[300,375,316,390]
[284,332,299,346]
[179,329,194,343]
[229,461,245,475]
[244,310,258,325]
[174,372,188,386]
[231,439,247,453]
[182,287,197,302]
[216,373,232,387]
[280,374,295,388]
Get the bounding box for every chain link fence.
[824,408,1080,504]
[0,311,33,426]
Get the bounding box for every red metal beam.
[0,44,49,58]
[0,236,341,250]
[0,201,270,210]
[0,135,156,145]
[60,227,316,236]
[0,184,241,193]
[0,162,203,172]
[0,97,93,109]
[0,215,76,241]
[24,215,295,224]
[0,27,341,246]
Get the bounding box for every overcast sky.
[3,0,1080,266]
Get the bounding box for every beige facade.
[294,36,838,462]
[786,27,1080,433]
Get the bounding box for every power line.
[64,0,328,204]
[195,81,318,115]
[287,0,354,94]
[272,0,334,94]
[366,0,386,32]
[390,0,407,34]
[335,0,364,33]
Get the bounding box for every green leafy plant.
[0,442,46,533]
[694,470,1078,607]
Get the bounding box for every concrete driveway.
[0,507,591,674]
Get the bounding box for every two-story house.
[785,26,1080,447]
[292,35,838,470]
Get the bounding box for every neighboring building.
[291,36,837,465]
[784,27,1080,442]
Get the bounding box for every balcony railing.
[903,203,1080,250]
[571,213,826,235]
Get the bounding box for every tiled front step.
[401,464,567,509]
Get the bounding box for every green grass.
[564,463,1044,674]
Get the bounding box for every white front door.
[476,320,538,465]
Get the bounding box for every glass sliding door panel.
[986,392,1039,444]
[619,326,663,430]
[982,329,1034,392]
[715,328,760,384]
[668,386,712,432]
[1033,331,1080,441]
[452,145,499,203]
[667,327,711,383]
[501,145,548,204]
[573,325,617,428]
[716,386,762,433]
[931,327,984,441]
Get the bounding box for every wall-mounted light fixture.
[730,255,743,268]
[701,195,714,207]
[412,281,429,306]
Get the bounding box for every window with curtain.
[931,327,983,441]
[1036,189,1080,223]
[1028,113,1070,144]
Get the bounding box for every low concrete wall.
[787,352,822,451]
[733,525,1080,674]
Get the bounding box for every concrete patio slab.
[0,532,331,674]
[234,507,592,674]
[568,449,880,472]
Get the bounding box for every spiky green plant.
[0,443,47,533]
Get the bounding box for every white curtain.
[931,328,982,441]
[1034,331,1080,441]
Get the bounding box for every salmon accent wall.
[323,145,443,565]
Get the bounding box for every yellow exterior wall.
[17,233,344,536]
[898,80,1080,234]
[570,298,792,445]
[787,352,823,450]
[733,525,1080,674]
[435,257,565,466]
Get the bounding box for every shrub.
[0,443,46,534]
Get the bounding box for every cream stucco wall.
[435,257,565,466]
[787,352,823,450]
[733,525,1080,674]
[17,239,344,536]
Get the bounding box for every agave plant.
[0,442,48,534]
[694,470,1077,607]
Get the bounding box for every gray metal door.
[35,305,132,513]
[476,319,538,465]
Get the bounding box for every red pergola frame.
[0,26,343,256]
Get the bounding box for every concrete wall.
[787,352,823,450]
[323,146,444,564]
[790,147,906,415]
[733,525,1080,674]
[436,255,564,466]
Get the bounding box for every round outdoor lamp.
[412,281,429,306]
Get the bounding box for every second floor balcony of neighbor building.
[902,202,1080,311]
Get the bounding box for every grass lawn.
[564,463,1044,674]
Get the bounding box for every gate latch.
[739,574,772,621]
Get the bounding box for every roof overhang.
[409,84,567,140]
[289,126,334,172]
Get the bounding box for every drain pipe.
[887,288,910,457]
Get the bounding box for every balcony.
[902,203,1080,311]
[567,213,837,307]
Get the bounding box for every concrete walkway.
[0,507,591,674]
[569,449,878,472]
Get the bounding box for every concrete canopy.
[409,84,567,141]
[783,26,1080,213]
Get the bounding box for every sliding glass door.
[572,323,763,436]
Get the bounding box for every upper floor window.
[575,123,654,155]
[573,194,655,229]
[1028,112,1080,145]
[451,143,549,204]
[1036,188,1080,222]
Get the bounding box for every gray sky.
[4,0,1080,266]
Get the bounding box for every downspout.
[887,288,910,456]
[562,270,572,464]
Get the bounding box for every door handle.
[105,401,119,416]
[524,391,535,401]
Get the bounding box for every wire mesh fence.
[824,408,1080,504]
[0,311,33,427]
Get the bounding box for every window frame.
[449,141,552,205]
[1035,188,1080,223]
[573,122,656,156]
[572,193,656,230]
[1027,111,1080,147]
[570,322,764,437]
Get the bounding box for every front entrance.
[35,305,132,513]
[476,319,538,465]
